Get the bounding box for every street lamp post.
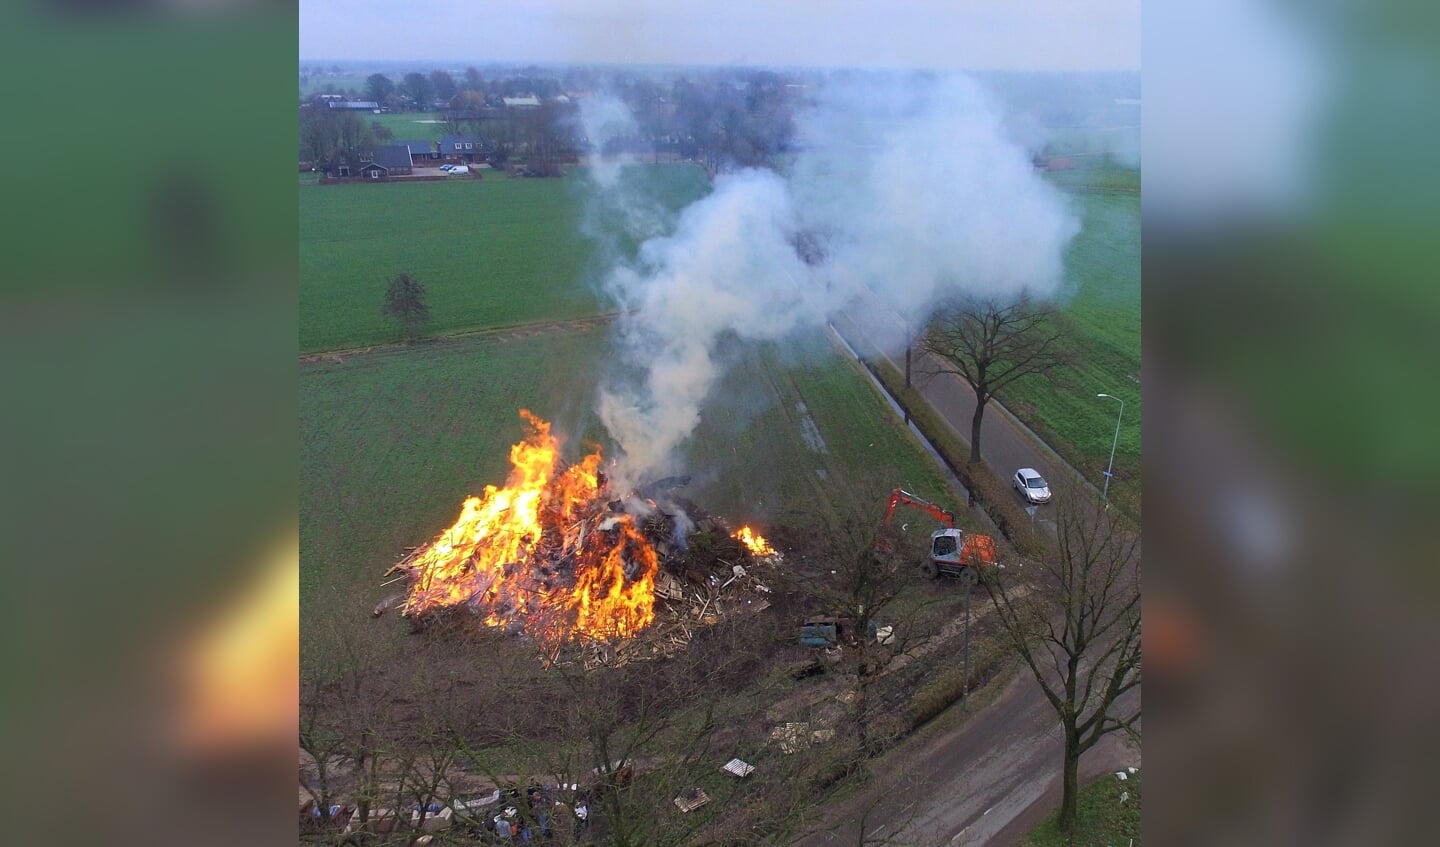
[1097,393,1125,503]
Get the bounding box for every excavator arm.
[884,488,956,528]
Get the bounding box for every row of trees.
[303,67,572,110]
[304,66,803,175]
[299,107,382,166]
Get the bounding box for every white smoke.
[574,92,682,267]
[598,169,826,486]
[794,74,1080,349]
[595,73,1079,484]
[576,92,639,189]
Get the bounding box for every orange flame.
[733,526,776,557]
[399,411,657,642]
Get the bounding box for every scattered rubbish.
[721,758,755,778]
[770,722,811,754]
[342,807,396,835]
[1120,790,1130,805]
[876,625,895,645]
[674,788,711,813]
[800,615,879,648]
[1115,771,1128,781]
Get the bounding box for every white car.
[1013,468,1052,503]
[447,165,470,175]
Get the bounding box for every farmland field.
[1001,187,1140,501]
[299,164,710,352]
[368,111,449,142]
[300,325,967,665]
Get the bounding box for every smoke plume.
[594,73,1079,485]
[598,169,825,486]
[576,92,639,189]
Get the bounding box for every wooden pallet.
[673,789,711,813]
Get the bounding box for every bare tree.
[382,273,431,342]
[984,501,1141,834]
[919,295,1071,463]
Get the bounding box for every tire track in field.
[299,312,623,365]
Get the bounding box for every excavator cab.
[924,528,997,579]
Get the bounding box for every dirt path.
[299,312,621,365]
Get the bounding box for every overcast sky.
[299,0,1140,71]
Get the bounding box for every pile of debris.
[374,472,782,669]
[572,495,781,670]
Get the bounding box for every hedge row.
[906,640,1007,730]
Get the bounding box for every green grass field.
[300,325,966,665]
[299,164,710,353]
[368,111,449,142]
[999,189,1140,504]
[1024,769,1141,847]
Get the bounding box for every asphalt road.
[797,668,1139,847]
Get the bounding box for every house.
[396,139,436,161]
[439,134,480,162]
[321,144,413,180]
[357,160,389,180]
[372,144,414,175]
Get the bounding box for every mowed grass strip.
[299,165,709,353]
[300,326,965,662]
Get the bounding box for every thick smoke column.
[595,73,1079,483]
[598,170,824,485]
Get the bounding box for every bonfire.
[380,411,778,655]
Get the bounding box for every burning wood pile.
[375,411,781,668]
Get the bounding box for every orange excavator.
[883,489,997,579]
